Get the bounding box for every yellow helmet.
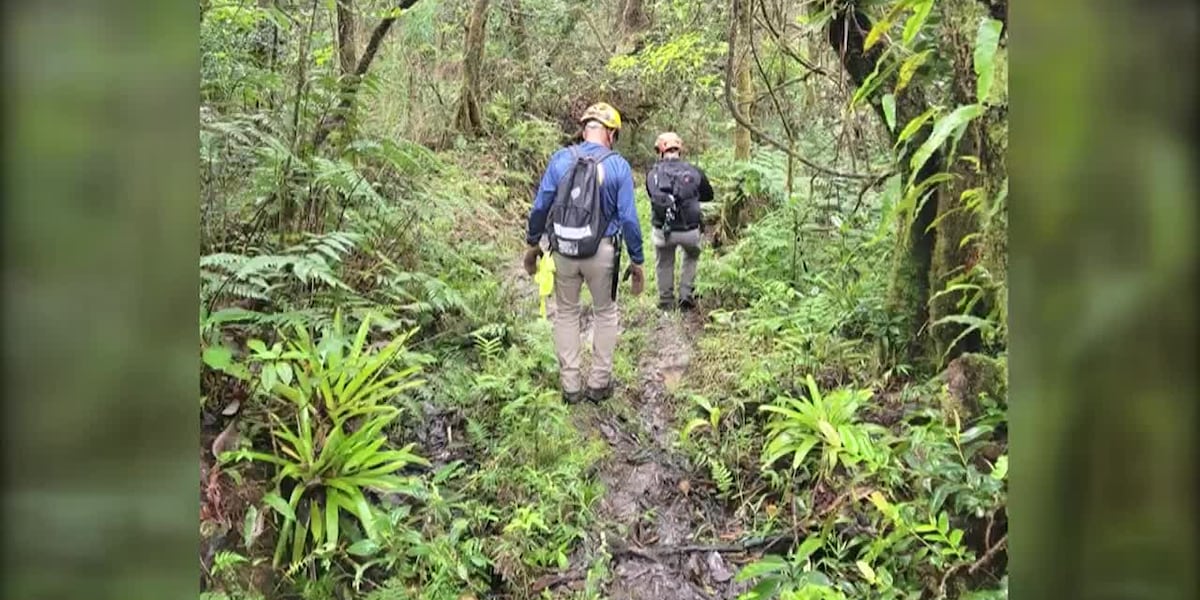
[579,102,622,130]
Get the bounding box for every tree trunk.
[827,1,1004,366]
[336,0,357,75]
[620,0,650,39]
[926,0,1003,361]
[828,5,942,364]
[456,0,491,135]
[508,0,528,62]
[733,0,753,160]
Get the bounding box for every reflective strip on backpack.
[553,223,593,240]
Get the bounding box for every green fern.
[709,457,733,497]
[200,232,362,304]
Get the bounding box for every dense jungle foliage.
[199,0,1008,598]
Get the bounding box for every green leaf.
[856,560,877,584]
[882,93,897,131]
[347,538,379,557]
[291,510,308,565]
[909,104,985,181]
[310,502,324,548]
[895,107,937,146]
[325,497,340,550]
[991,454,1009,480]
[263,492,296,521]
[247,339,268,354]
[949,529,964,547]
[795,536,824,563]
[864,17,893,51]
[974,18,1004,103]
[261,362,277,392]
[203,345,233,371]
[276,362,294,386]
[681,418,710,442]
[735,554,789,581]
[937,512,950,534]
[902,0,934,45]
[242,505,258,549]
[791,437,819,470]
[850,53,900,109]
[897,49,932,92]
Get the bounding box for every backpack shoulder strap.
[592,150,618,165]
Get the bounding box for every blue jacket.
[525,141,645,265]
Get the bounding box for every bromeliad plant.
[760,376,890,480]
[223,313,430,569]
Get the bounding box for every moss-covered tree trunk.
[827,5,943,365]
[456,0,492,136]
[926,0,1006,361]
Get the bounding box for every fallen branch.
[530,568,586,593]
[936,534,1008,598]
[610,533,795,561]
[968,534,1008,574]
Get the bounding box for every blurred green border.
[1011,0,1197,598]
[1,1,1196,599]
[2,1,199,599]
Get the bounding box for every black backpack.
[547,146,616,258]
[647,160,702,229]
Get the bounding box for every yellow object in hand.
[534,250,555,319]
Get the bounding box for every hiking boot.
[678,297,697,311]
[585,385,613,403]
[657,299,676,311]
[563,389,584,404]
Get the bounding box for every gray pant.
[551,239,618,393]
[652,228,702,305]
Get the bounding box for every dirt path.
[589,310,750,599]
[508,256,751,598]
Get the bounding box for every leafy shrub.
[224,314,430,570]
[760,376,890,480]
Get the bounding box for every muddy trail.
[508,257,755,599]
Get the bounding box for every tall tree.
[733,0,753,159]
[456,0,492,135]
[826,0,1004,363]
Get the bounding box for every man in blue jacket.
[523,102,645,403]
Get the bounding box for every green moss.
[938,352,1007,419]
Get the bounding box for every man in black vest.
[645,132,713,311]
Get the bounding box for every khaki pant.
[652,228,702,305]
[551,239,618,393]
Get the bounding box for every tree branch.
[754,0,829,77]
[724,0,875,180]
[749,17,793,144]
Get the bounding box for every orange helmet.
[655,132,683,154]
